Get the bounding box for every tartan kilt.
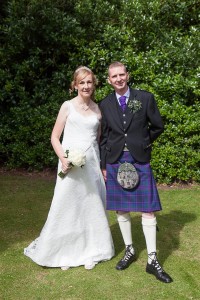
[106,151,162,212]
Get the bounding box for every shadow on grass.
[110,210,197,263]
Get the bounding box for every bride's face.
[75,74,94,99]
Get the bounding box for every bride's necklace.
[81,103,90,111]
[77,98,91,111]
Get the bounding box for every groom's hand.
[102,169,107,181]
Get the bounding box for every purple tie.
[119,96,126,111]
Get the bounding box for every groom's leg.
[142,212,173,283]
[115,211,136,270]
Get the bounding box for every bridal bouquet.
[58,148,86,178]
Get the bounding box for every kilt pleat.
[106,152,162,212]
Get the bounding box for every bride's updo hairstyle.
[70,66,98,99]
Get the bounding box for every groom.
[99,61,172,283]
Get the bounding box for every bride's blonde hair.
[70,66,98,100]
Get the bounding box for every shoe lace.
[148,252,163,272]
[123,245,134,262]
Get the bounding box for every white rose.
[68,149,86,167]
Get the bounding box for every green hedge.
[0,0,199,183]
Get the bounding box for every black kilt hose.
[106,151,162,212]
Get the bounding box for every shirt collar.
[116,87,130,103]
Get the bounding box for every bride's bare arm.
[51,101,70,171]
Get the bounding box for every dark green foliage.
[151,101,200,183]
[0,0,199,183]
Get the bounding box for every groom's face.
[108,66,129,94]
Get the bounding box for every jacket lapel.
[123,88,138,130]
[108,93,124,130]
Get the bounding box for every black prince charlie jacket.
[99,88,164,169]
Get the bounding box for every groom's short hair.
[108,61,127,75]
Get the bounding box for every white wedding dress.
[24,101,114,268]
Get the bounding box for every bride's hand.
[61,158,72,174]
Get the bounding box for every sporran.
[117,162,139,189]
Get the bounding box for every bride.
[24,66,114,270]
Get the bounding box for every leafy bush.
[0,0,199,183]
[151,101,200,183]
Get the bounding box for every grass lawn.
[0,172,200,300]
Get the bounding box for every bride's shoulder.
[91,101,102,120]
[58,100,71,117]
[61,100,72,110]
[62,100,71,106]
